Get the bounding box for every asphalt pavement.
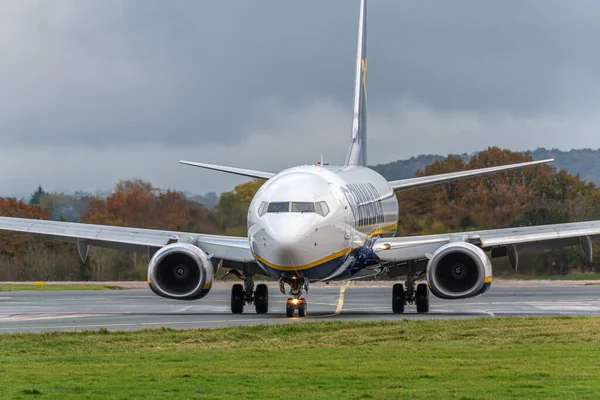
[1,282,599,333]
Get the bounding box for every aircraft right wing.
[388,159,553,192]
[0,217,255,264]
[179,160,276,180]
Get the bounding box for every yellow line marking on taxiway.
[307,281,353,319]
[335,281,351,314]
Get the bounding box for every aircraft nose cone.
[251,212,350,276]
[273,228,304,247]
[261,218,316,268]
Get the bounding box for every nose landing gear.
[280,277,309,318]
[286,298,307,317]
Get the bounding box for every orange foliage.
[397,147,600,235]
[0,198,50,258]
[81,187,217,233]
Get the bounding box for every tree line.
[1,147,599,281]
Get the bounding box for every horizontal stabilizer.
[180,161,276,180]
[388,159,553,192]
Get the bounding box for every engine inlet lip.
[148,243,207,300]
[426,243,487,300]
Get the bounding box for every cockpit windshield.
[267,202,290,213]
[291,202,315,213]
[262,201,329,216]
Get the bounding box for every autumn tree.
[215,179,263,235]
[0,198,83,281]
[40,191,91,222]
[29,185,45,205]
[82,179,217,232]
[80,179,219,279]
[0,198,50,259]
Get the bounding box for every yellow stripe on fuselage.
[253,223,398,272]
[253,247,351,271]
[367,222,398,238]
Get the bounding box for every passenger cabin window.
[291,202,315,213]
[267,202,290,213]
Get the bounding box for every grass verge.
[0,284,121,291]
[2,317,600,399]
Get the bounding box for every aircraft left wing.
[388,159,553,192]
[0,217,254,263]
[373,220,600,270]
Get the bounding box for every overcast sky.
[1,0,600,197]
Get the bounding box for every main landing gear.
[280,277,309,318]
[392,272,429,314]
[227,271,268,314]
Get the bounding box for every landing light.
[292,299,299,305]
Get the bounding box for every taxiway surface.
[1,283,600,333]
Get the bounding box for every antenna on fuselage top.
[317,153,329,166]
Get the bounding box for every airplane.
[2,0,600,318]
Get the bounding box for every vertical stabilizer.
[344,0,367,167]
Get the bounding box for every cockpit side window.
[291,202,315,213]
[316,201,330,217]
[258,201,268,216]
[267,202,290,213]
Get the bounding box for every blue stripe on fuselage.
[257,254,351,280]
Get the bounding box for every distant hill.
[371,148,600,185]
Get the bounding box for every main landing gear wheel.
[226,270,267,315]
[231,284,244,314]
[255,284,269,314]
[391,264,430,314]
[392,283,405,314]
[286,298,307,318]
[416,283,429,313]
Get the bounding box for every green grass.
[2,317,600,399]
[0,284,121,291]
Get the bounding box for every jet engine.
[147,243,214,300]
[426,242,492,300]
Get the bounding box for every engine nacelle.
[147,243,214,300]
[426,242,492,300]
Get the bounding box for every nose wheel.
[285,298,307,317]
[280,277,309,318]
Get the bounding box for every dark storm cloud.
[1,1,600,196]
[2,0,600,148]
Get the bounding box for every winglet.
[179,161,276,180]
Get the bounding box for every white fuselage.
[248,165,398,281]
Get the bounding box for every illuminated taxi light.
[292,299,299,305]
